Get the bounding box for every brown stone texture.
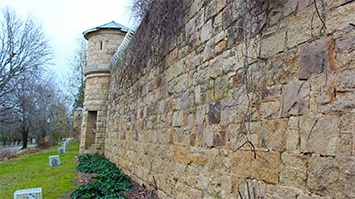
[83,0,355,198]
[281,80,310,117]
[232,150,281,184]
[298,37,336,80]
[300,114,340,156]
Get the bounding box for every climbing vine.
[113,0,184,85]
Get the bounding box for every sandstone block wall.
[87,30,125,66]
[106,0,355,198]
[79,76,110,153]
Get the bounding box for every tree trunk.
[21,128,29,149]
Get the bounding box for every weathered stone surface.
[173,146,190,164]
[281,81,310,117]
[260,30,286,57]
[300,114,339,156]
[265,184,298,199]
[203,38,215,61]
[203,125,214,147]
[208,102,221,124]
[280,152,307,188]
[336,35,355,52]
[248,119,287,151]
[286,6,322,48]
[326,2,355,34]
[215,40,226,55]
[196,105,206,125]
[213,131,226,147]
[200,19,213,43]
[260,101,280,119]
[214,76,229,100]
[238,179,266,199]
[232,151,281,184]
[298,37,336,80]
[94,1,355,198]
[286,116,300,151]
[307,157,355,199]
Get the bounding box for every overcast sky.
[0,0,135,79]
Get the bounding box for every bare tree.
[13,72,41,149]
[66,36,87,109]
[0,6,53,148]
[0,6,53,114]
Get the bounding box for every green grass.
[0,141,80,199]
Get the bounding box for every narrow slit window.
[99,41,103,50]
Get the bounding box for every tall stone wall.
[106,0,355,198]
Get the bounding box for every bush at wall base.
[70,154,132,199]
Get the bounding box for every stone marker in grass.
[49,155,60,166]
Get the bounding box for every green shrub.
[70,154,132,199]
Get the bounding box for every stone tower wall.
[106,0,355,198]
[86,30,125,66]
[79,29,126,154]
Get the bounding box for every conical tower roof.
[83,21,129,40]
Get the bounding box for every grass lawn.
[0,141,80,199]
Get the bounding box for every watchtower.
[80,21,128,155]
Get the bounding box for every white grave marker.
[14,187,42,199]
[49,155,60,166]
[58,147,64,154]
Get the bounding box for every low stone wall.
[105,0,355,198]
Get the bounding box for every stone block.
[307,156,355,199]
[214,76,229,100]
[185,52,201,71]
[260,101,280,119]
[189,155,207,166]
[203,38,215,61]
[280,152,307,188]
[203,125,214,147]
[185,18,196,38]
[286,116,300,151]
[336,35,355,52]
[206,148,221,171]
[232,150,281,184]
[326,2,355,33]
[265,184,298,199]
[215,40,226,55]
[196,8,205,29]
[201,19,213,43]
[281,81,310,117]
[335,35,355,70]
[336,133,353,157]
[300,114,339,156]
[298,37,336,80]
[285,5,321,48]
[249,119,287,151]
[214,12,223,34]
[213,131,226,147]
[196,105,206,125]
[173,146,190,164]
[260,30,286,57]
[238,179,266,199]
[208,102,221,124]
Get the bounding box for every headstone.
[14,187,42,199]
[49,155,60,166]
[58,147,64,154]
